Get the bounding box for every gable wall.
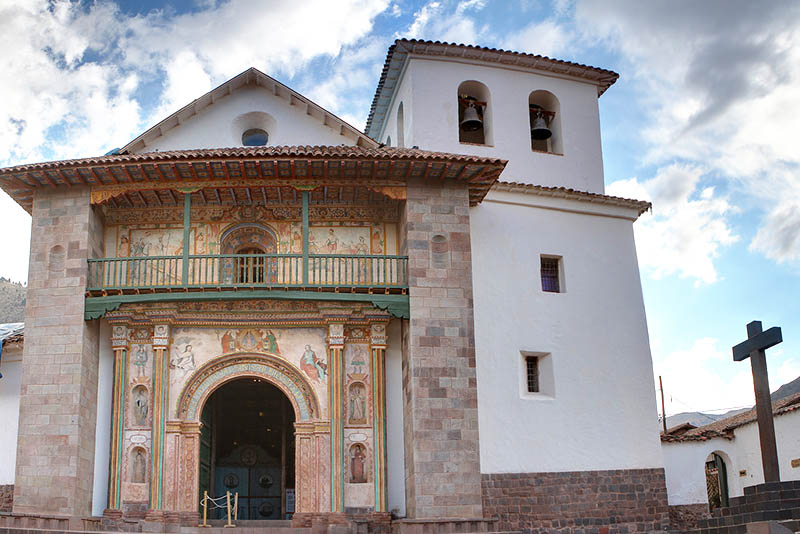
[137,87,357,153]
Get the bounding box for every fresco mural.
[167,326,328,419]
[107,221,396,258]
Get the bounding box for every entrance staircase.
[684,481,800,534]
[0,516,519,534]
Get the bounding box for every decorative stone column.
[106,326,129,516]
[177,422,202,517]
[399,179,483,518]
[370,323,388,512]
[327,323,345,513]
[148,325,170,515]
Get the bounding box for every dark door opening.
[198,377,296,520]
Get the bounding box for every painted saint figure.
[349,384,366,424]
[170,344,196,375]
[133,387,148,426]
[221,330,235,353]
[350,445,366,483]
[300,345,327,383]
[132,449,146,483]
[133,345,148,376]
[350,346,366,374]
[263,330,279,354]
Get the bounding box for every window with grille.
[238,246,265,283]
[525,356,539,393]
[540,256,561,293]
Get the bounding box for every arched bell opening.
[528,90,562,154]
[457,80,492,145]
[198,377,296,520]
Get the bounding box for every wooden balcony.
[86,253,408,295]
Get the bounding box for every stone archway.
[168,354,329,516]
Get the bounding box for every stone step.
[700,508,800,529]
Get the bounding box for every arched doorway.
[705,452,729,510]
[198,377,296,520]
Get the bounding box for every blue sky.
[0,0,798,417]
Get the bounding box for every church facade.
[0,40,668,533]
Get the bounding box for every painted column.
[107,326,129,512]
[295,421,315,513]
[370,323,388,512]
[149,325,170,511]
[302,190,309,285]
[179,422,203,513]
[328,323,345,512]
[181,190,191,286]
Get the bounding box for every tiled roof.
[365,39,620,139]
[491,181,652,216]
[121,68,378,153]
[0,146,507,211]
[0,323,24,346]
[661,392,800,443]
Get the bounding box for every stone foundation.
[0,484,13,512]
[669,503,710,532]
[481,468,670,534]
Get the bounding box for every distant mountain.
[0,278,26,323]
[770,375,800,401]
[664,374,800,430]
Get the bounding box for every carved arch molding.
[176,353,320,422]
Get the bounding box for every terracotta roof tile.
[492,181,652,216]
[0,145,505,175]
[661,392,800,443]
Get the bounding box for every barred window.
[540,256,561,293]
[526,356,539,393]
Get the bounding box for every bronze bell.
[460,103,483,132]
[531,111,552,140]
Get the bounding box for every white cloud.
[608,164,738,285]
[654,337,755,417]
[573,0,800,266]
[654,336,800,417]
[402,0,488,44]
[502,19,572,58]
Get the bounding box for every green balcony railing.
[87,253,409,293]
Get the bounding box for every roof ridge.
[365,38,620,138]
[121,68,378,154]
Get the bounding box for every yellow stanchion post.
[198,490,210,527]
[234,492,239,522]
[224,491,234,528]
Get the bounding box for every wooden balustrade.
[87,253,408,293]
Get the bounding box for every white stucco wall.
[662,409,800,505]
[91,320,114,516]
[385,318,406,517]
[471,190,663,474]
[380,57,606,193]
[137,86,358,153]
[0,344,23,485]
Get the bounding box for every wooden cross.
[732,320,783,483]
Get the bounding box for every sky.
[0,0,798,419]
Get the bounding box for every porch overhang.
[0,145,507,211]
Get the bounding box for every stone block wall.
[400,179,482,519]
[0,484,12,512]
[14,187,103,517]
[669,503,710,532]
[481,468,670,534]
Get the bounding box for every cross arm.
[732,326,783,361]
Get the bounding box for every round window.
[242,128,268,146]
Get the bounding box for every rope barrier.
[197,490,238,528]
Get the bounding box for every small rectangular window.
[540,256,561,293]
[526,356,539,393]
